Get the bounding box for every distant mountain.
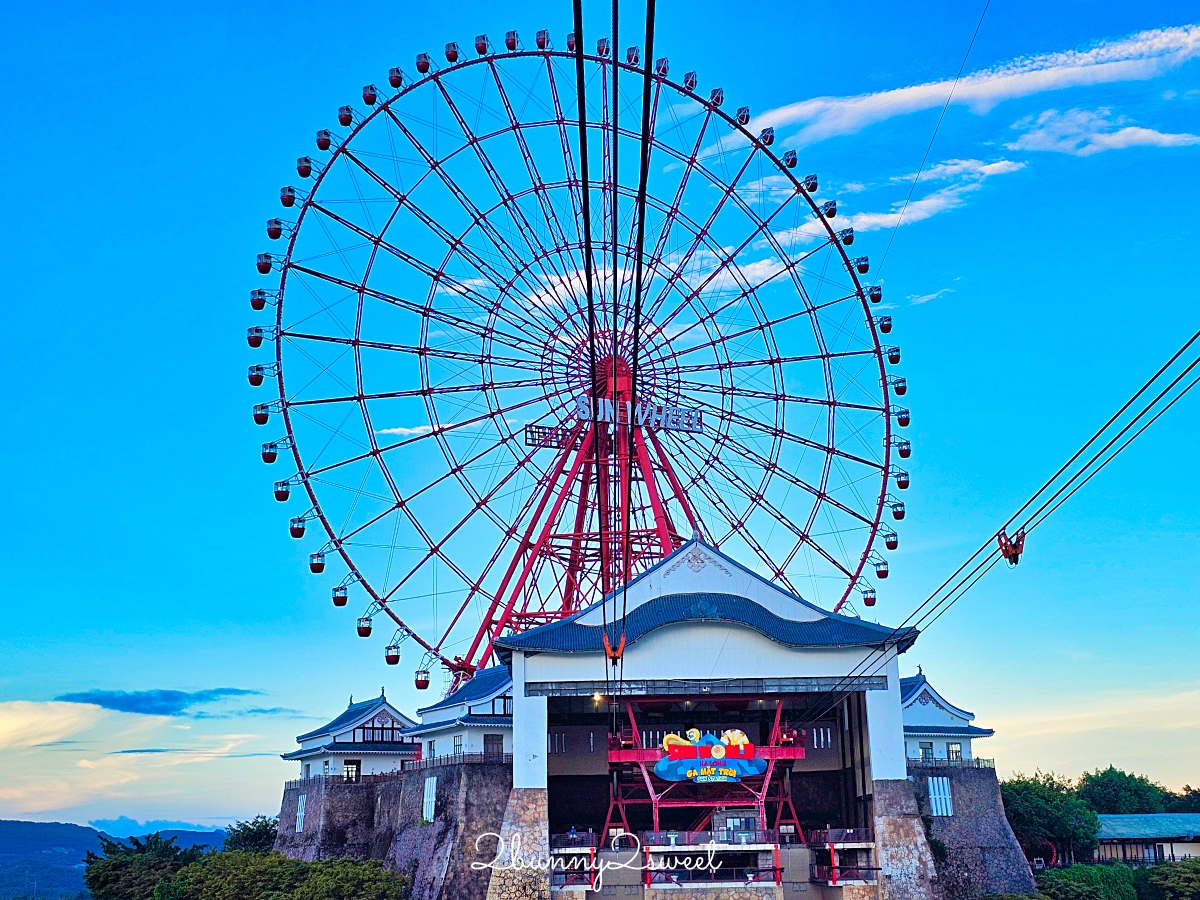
[0,820,226,899]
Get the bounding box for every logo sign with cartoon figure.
[654,729,767,783]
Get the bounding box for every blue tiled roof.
[281,741,421,760]
[1098,814,1200,841]
[402,715,513,737]
[903,725,994,737]
[417,665,512,716]
[494,592,918,656]
[900,673,927,704]
[296,695,387,742]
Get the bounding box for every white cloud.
[376,425,435,436]
[908,288,955,305]
[1006,107,1200,155]
[772,158,1023,245]
[752,24,1200,145]
[0,701,103,750]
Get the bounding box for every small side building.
[281,689,420,779]
[402,665,513,760]
[1095,814,1200,864]
[901,668,994,763]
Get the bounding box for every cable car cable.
[571,0,610,702]
[793,333,1200,733]
[617,0,658,694]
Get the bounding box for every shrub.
[1148,858,1200,900]
[1036,865,1137,900]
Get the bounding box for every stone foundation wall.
[484,788,550,900]
[275,762,511,900]
[910,766,1036,899]
[644,887,783,900]
[872,779,937,900]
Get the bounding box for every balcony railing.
[906,757,995,769]
[640,829,779,847]
[810,864,880,884]
[284,752,512,787]
[550,833,600,850]
[807,827,873,845]
[647,866,783,886]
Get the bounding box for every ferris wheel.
[247,29,909,689]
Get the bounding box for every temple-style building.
[901,668,995,763]
[281,689,419,780]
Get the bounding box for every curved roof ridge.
[495,590,918,657]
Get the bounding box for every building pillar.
[864,654,907,781]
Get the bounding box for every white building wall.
[864,654,907,781]
[511,651,548,789]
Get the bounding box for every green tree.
[161,850,306,900]
[1077,767,1167,815]
[1163,785,1200,814]
[1001,772,1100,864]
[222,816,279,853]
[1148,859,1200,900]
[84,834,205,900]
[293,859,408,900]
[1036,865,1137,900]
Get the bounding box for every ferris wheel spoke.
[648,231,838,348]
[331,149,554,324]
[430,77,587,325]
[650,289,860,368]
[487,59,586,284]
[303,392,549,480]
[678,379,886,415]
[682,395,883,476]
[675,348,877,375]
[664,438,799,591]
[542,55,589,269]
[376,106,576,320]
[287,376,544,408]
[281,330,543,374]
[287,261,546,358]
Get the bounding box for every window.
[296,794,307,832]
[548,731,568,753]
[453,734,463,755]
[929,776,953,816]
[343,760,360,783]
[589,731,595,753]
[919,741,934,762]
[304,763,311,779]
[422,776,437,821]
[323,759,330,775]
[948,742,962,762]
[813,726,833,749]
[427,739,436,758]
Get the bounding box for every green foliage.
[221,816,279,853]
[1036,865,1137,900]
[1163,786,1200,814]
[150,851,408,900]
[1148,858,1200,900]
[84,834,205,900]
[1132,865,1166,900]
[1002,772,1101,862]
[1078,767,1167,815]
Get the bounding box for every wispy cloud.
[908,288,955,305]
[753,24,1200,145]
[375,424,435,436]
[773,158,1024,245]
[55,688,261,717]
[0,701,104,750]
[1007,107,1200,155]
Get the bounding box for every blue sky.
[0,0,1197,828]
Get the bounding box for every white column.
[864,653,908,780]
[510,651,548,789]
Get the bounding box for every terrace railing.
[811,864,881,884]
[283,752,513,788]
[647,866,783,886]
[806,827,873,845]
[640,829,779,847]
[906,757,995,769]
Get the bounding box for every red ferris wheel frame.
[249,34,908,687]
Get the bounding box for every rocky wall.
[275,762,512,900]
[644,887,783,900]
[872,779,937,900]
[910,766,1036,899]
[484,788,550,900]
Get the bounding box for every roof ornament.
[380,686,386,698]
[918,665,922,675]
[349,694,353,704]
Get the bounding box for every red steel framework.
[604,699,805,836]
[247,32,907,690]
